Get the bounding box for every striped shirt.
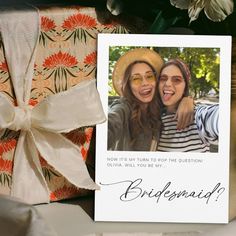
[158,104,219,152]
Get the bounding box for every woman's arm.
[195,104,219,144]
[175,96,194,130]
[107,98,131,150]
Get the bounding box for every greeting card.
[95,34,231,223]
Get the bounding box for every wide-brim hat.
[112,48,164,95]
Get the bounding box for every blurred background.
[108,46,220,103]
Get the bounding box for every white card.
[95,34,231,223]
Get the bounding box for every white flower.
[106,0,124,16]
[170,0,234,22]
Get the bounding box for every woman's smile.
[139,87,154,97]
[162,89,175,102]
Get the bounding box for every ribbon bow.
[0,7,105,204]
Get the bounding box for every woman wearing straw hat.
[158,59,219,152]
[108,48,194,151]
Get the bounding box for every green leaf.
[149,10,181,33]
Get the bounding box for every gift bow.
[0,7,105,204]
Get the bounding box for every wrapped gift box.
[0,5,129,203]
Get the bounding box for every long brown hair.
[122,61,162,147]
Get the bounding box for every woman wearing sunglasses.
[158,59,219,152]
[108,48,194,151]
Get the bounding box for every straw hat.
[112,48,164,95]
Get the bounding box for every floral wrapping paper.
[0,6,129,201]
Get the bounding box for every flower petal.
[188,0,205,22]
[170,0,191,9]
[107,0,124,16]
[204,0,234,22]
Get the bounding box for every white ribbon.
[0,6,105,204]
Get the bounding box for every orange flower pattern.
[0,61,8,72]
[0,6,128,201]
[62,13,97,43]
[65,127,93,160]
[0,61,10,85]
[50,185,81,201]
[0,139,17,156]
[0,158,12,187]
[0,59,15,102]
[102,21,129,34]
[41,16,56,32]
[0,139,14,187]
[43,51,78,69]
[43,51,78,92]
[84,51,96,66]
[62,13,96,30]
[39,16,56,46]
[84,51,97,76]
[0,158,12,174]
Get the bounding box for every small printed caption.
[106,157,203,168]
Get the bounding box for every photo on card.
[107,45,219,153]
[95,34,231,223]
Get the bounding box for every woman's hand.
[175,96,194,130]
